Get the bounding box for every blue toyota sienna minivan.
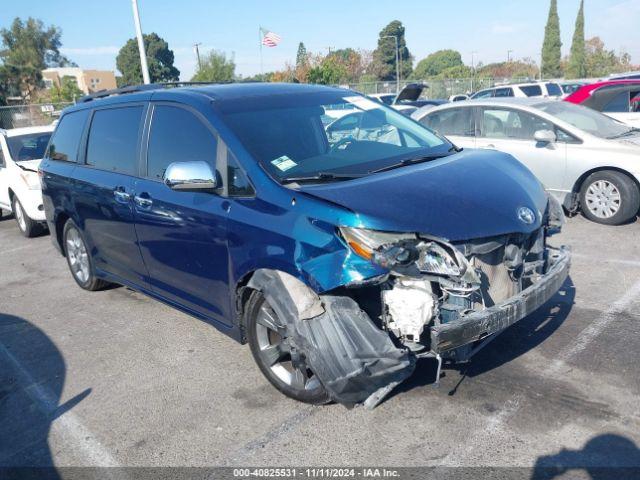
[41,83,570,408]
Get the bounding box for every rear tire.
[580,171,640,225]
[12,196,39,237]
[246,290,330,405]
[63,219,109,291]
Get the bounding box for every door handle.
[134,193,153,209]
[113,187,131,203]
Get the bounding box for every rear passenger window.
[520,85,543,97]
[421,108,474,137]
[86,106,143,175]
[494,88,514,98]
[603,92,631,113]
[546,83,563,96]
[47,109,89,163]
[147,105,217,181]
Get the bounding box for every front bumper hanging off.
[430,246,571,354]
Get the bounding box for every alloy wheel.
[14,201,27,232]
[66,228,90,284]
[254,302,321,392]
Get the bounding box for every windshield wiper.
[282,172,366,184]
[368,149,457,175]
[607,128,640,139]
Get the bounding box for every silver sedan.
[412,98,640,225]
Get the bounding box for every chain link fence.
[0,102,72,130]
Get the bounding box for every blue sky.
[5,0,639,79]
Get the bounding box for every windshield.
[7,133,52,162]
[535,101,632,139]
[218,91,451,183]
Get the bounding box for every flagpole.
[259,26,263,77]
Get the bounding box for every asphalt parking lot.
[1,213,640,474]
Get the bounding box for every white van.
[471,82,564,99]
[0,125,55,237]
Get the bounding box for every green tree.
[541,0,563,78]
[306,56,348,85]
[190,50,235,82]
[436,64,473,79]
[566,0,586,79]
[583,37,634,77]
[116,33,179,85]
[296,42,308,69]
[412,50,464,79]
[372,20,412,81]
[49,75,83,103]
[0,17,74,101]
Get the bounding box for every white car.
[471,82,564,99]
[412,98,640,225]
[0,125,55,236]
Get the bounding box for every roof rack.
[77,82,220,103]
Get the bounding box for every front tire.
[12,196,39,237]
[63,219,109,291]
[246,290,330,405]
[580,171,640,225]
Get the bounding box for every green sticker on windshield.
[271,155,297,172]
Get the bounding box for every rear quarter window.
[85,106,144,175]
[47,109,90,162]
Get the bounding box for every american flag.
[261,28,281,47]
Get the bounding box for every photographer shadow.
[532,434,640,479]
[0,313,90,478]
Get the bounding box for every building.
[42,68,117,95]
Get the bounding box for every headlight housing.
[339,227,467,278]
[546,194,565,235]
[20,172,41,190]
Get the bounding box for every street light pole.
[131,0,150,84]
[193,43,202,71]
[382,35,400,94]
[471,51,478,93]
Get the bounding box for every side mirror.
[164,161,218,192]
[534,129,557,144]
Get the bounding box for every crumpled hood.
[299,149,548,241]
[16,159,42,172]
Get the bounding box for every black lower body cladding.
[247,270,416,408]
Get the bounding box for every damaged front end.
[247,196,570,409]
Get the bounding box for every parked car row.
[3,82,572,409]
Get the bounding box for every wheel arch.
[572,166,640,196]
[233,265,319,344]
[54,211,71,256]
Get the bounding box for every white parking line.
[435,278,640,466]
[549,278,640,374]
[0,340,120,468]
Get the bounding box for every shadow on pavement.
[532,434,640,479]
[0,313,90,477]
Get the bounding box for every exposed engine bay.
[245,197,570,409]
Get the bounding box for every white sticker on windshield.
[343,95,380,111]
[271,155,297,172]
